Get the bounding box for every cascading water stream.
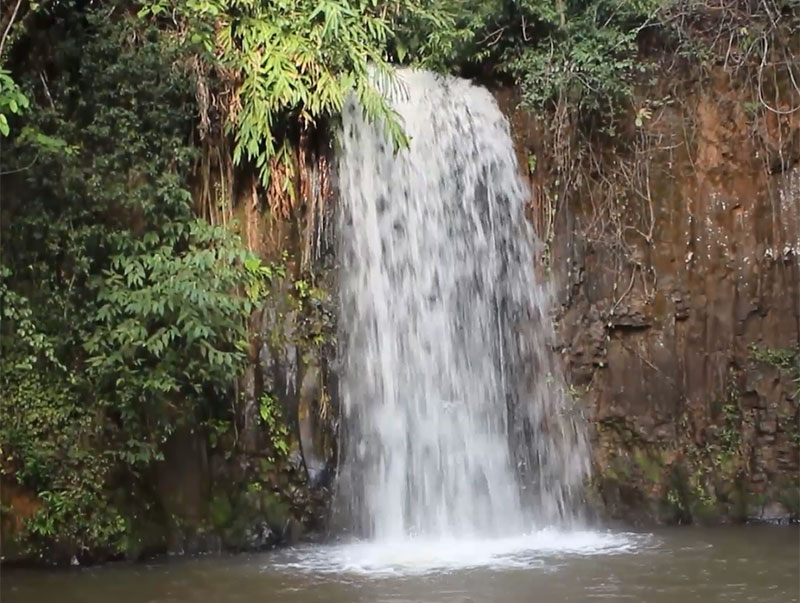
[336,69,590,544]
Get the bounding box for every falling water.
[336,70,590,542]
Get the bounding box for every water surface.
[3,526,798,603]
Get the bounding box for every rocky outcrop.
[501,69,800,524]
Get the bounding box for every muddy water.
[3,527,798,603]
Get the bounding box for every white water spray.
[336,70,590,542]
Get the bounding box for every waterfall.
[335,69,590,542]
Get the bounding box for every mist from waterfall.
[335,69,590,542]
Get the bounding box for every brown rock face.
[499,71,800,524]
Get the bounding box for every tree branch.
[0,0,23,61]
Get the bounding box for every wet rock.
[750,501,792,524]
[243,522,274,549]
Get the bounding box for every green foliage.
[719,403,741,455]
[440,0,661,115]
[291,276,334,349]
[749,344,798,370]
[0,69,29,136]
[139,0,462,185]
[244,253,287,302]
[0,8,266,559]
[446,0,798,124]
[749,344,800,400]
[258,393,290,459]
[506,0,658,113]
[666,488,682,509]
[714,368,742,457]
[0,276,126,556]
[83,219,264,469]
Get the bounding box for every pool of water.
[2,526,798,602]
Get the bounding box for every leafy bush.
[139,0,464,185]
[0,68,29,136]
[0,8,267,559]
[439,0,662,115]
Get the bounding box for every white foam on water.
[272,531,651,577]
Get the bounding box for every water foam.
[272,532,650,577]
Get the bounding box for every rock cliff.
[501,66,799,524]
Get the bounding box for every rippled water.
[3,527,798,602]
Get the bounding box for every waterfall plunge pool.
[3,526,798,603]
